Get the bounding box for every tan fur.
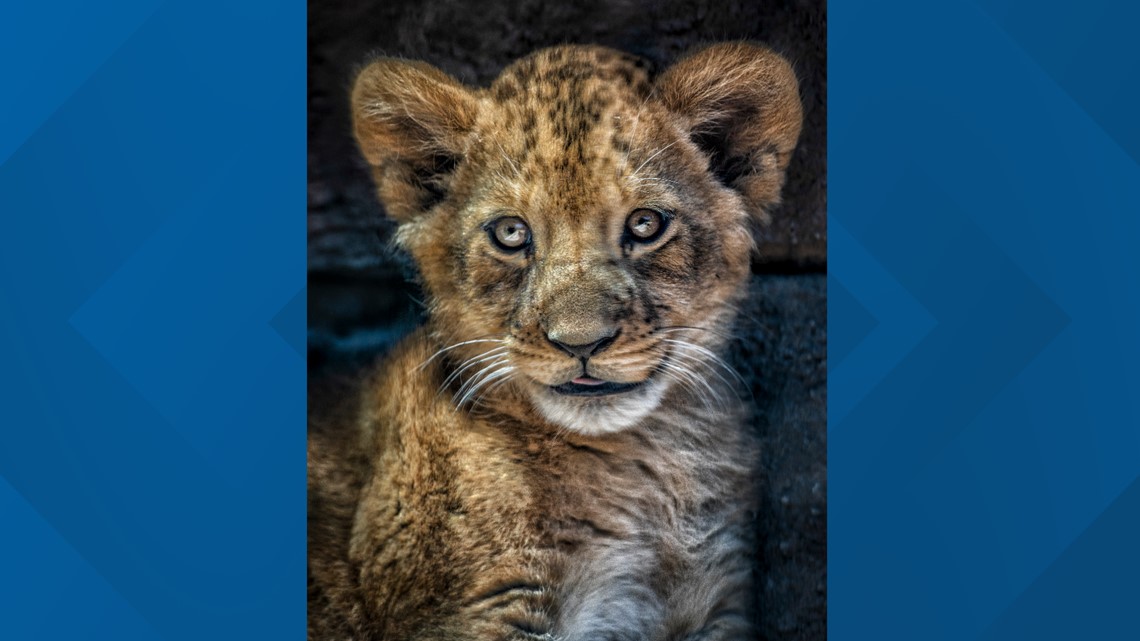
[310,43,803,640]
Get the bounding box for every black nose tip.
[547,330,619,359]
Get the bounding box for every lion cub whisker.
[656,324,734,342]
[438,348,511,397]
[661,338,747,386]
[652,359,721,415]
[454,361,515,409]
[415,336,506,372]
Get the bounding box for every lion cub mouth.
[551,377,645,397]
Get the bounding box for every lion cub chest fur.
[309,43,802,639]
[351,336,758,640]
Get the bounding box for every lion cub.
[308,43,802,640]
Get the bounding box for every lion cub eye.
[625,209,670,244]
[486,216,532,253]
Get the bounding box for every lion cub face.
[352,44,801,434]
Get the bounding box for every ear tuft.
[351,59,479,221]
[656,43,803,223]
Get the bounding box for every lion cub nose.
[546,327,619,360]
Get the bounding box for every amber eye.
[486,216,531,253]
[625,209,669,244]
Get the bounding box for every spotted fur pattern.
[309,43,803,640]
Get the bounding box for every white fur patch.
[528,378,670,435]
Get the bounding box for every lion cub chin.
[524,374,670,435]
[308,42,802,640]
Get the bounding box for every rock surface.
[735,275,827,640]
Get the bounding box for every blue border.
[3,0,1139,638]
[831,0,1140,638]
[0,1,305,638]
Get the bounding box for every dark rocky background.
[308,1,826,638]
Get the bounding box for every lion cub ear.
[656,43,803,224]
[352,59,479,222]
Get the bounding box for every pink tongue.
[572,377,606,386]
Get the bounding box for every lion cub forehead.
[470,47,668,196]
[483,46,658,139]
[491,46,654,102]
